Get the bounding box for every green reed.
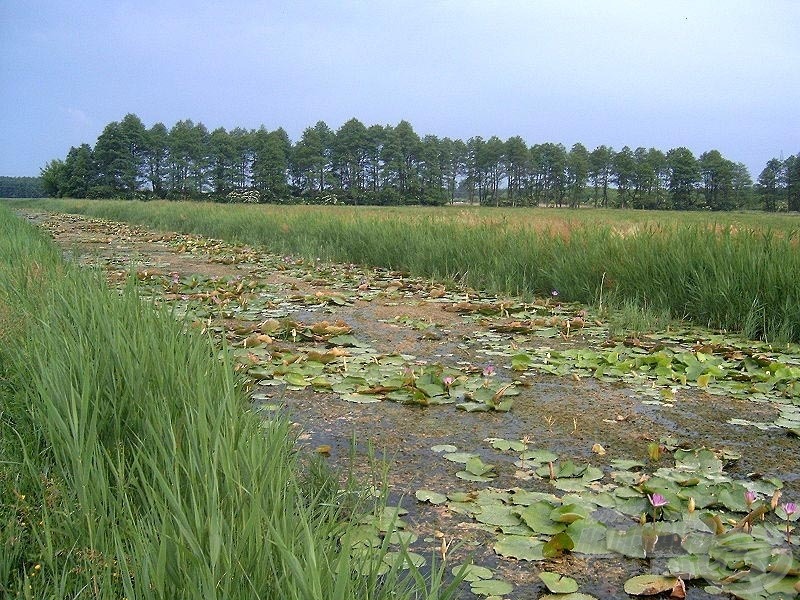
[10,199,800,342]
[0,206,457,599]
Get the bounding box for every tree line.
[0,176,45,198]
[40,113,799,211]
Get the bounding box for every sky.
[1,0,798,178]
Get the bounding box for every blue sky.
[1,1,798,178]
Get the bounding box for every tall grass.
[10,199,800,342]
[0,207,457,599]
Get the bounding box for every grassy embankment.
[10,199,800,343]
[0,206,456,599]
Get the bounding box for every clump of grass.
[10,199,800,343]
[606,297,676,338]
[0,207,457,599]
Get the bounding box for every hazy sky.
[1,1,798,177]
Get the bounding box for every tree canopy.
[0,176,45,198]
[39,113,795,211]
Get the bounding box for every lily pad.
[443,451,478,464]
[623,574,677,595]
[382,551,426,570]
[550,503,592,523]
[488,438,527,452]
[540,571,579,594]
[465,456,494,476]
[518,501,567,535]
[494,535,545,561]
[415,489,447,505]
[431,444,458,453]
[542,532,575,558]
[519,448,559,464]
[566,519,608,555]
[452,563,493,582]
[470,579,514,596]
[476,505,522,528]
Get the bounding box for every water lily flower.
[648,493,668,521]
[482,365,496,377]
[442,376,454,388]
[744,490,757,508]
[551,290,559,297]
[782,502,797,543]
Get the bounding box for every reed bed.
[10,199,800,342]
[0,206,455,599]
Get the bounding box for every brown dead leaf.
[670,577,686,598]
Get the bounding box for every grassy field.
[0,206,457,599]
[10,199,799,343]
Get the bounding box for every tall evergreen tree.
[62,144,96,198]
[505,136,529,206]
[566,143,589,209]
[784,154,800,212]
[93,114,146,197]
[757,158,783,212]
[589,145,613,207]
[252,128,289,201]
[612,146,635,209]
[333,118,368,195]
[142,122,169,198]
[208,127,238,198]
[666,147,700,210]
[699,149,735,210]
[40,159,67,197]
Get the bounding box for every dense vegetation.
[0,176,44,198]
[17,199,800,343]
[39,114,800,211]
[0,206,455,599]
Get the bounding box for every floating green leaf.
[494,535,545,561]
[452,563,493,582]
[489,438,527,452]
[623,574,677,595]
[550,503,591,523]
[542,532,575,558]
[431,444,458,453]
[475,505,521,528]
[465,456,494,476]
[518,501,566,535]
[539,571,579,593]
[382,551,425,570]
[415,490,447,505]
[470,579,514,596]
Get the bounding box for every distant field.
[9,198,800,342]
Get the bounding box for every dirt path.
[25,210,800,600]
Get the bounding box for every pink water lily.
[482,365,496,377]
[442,376,454,388]
[648,493,668,521]
[744,490,757,507]
[782,502,797,544]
